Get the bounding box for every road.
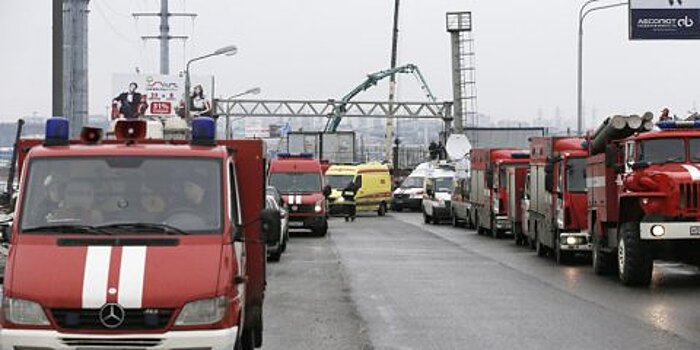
[264,212,700,349]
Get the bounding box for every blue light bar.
[191,117,216,146]
[45,117,69,146]
[277,152,314,159]
[511,152,530,159]
[656,121,700,130]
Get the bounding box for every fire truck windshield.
[19,157,223,234]
[689,139,700,162]
[566,157,587,193]
[269,172,322,193]
[637,139,685,164]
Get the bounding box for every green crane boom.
[323,64,437,133]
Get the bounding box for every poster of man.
[112,74,214,119]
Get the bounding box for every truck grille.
[291,204,315,212]
[394,194,409,199]
[52,308,173,330]
[679,183,699,210]
[60,337,163,348]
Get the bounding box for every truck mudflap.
[559,230,593,252]
[640,222,700,240]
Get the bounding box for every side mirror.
[260,208,281,246]
[323,185,332,198]
[1,223,11,244]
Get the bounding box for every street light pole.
[185,45,238,121]
[225,87,261,139]
[577,0,628,135]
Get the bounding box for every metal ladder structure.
[447,12,478,131]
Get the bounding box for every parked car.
[266,186,289,261]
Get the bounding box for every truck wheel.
[555,240,570,265]
[618,222,653,286]
[536,234,547,257]
[378,202,387,216]
[592,237,614,275]
[239,328,256,350]
[268,248,282,262]
[313,220,328,237]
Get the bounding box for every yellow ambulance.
[326,162,393,216]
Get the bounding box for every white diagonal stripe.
[288,195,294,205]
[296,195,302,205]
[118,246,147,308]
[682,165,700,181]
[82,246,112,308]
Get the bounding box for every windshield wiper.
[23,224,112,235]
[97,223,190,235]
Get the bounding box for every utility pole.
[52,0,63,117]
[63,0,90,136]
[386,0,400,180]
[133,0,196,75]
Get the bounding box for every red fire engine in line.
[268,154,331,236]
[0,118,274,349]
[526,137,590,264]
[587,116,700,286]
[468,149,529,238]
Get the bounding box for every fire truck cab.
[0,118,272,350]
[469,149,529,238]
[589,121,700,285]
[268,154,331,236]
[527,137,590,264]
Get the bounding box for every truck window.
[20,157,223,234]
[230,162,242,226]
[401,177,424,189]
[326,175,354,190]
[690,139,700,162]
[637,139,685,164]
[269,172,322,193]
[566,157,587,193]
[499,166,507,189]
[434,178,454,193]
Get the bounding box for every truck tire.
[313,220,328,237]
[378,202,387,216]
[240,328,256,350]
[618,222,653,286]
[555,238,570,265]
[268,248,282,262]
[536,233,547,257]
[592,236,615,275]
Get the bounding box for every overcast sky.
[1,1,700,129]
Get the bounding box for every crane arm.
[324,64,435,133]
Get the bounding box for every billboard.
[286,132,356,163]
[630,0,700,40]
[462,127,546,150]
[112,74,213,118]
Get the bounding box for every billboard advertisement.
[630,0,700,40]
[112,74,213,118]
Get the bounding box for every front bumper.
[431,205,452,219]
[494,215,511,230]
[559,230,592,251]
[0,326,238,350]
[289,214,326,229]
[640,222,700,240]
[392,197,422,209]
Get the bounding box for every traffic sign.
[630,0,700,39]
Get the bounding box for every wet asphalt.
[264,212,700,349]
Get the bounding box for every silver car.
[266,186,289,261]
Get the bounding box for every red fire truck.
[587,118,700,286]
[526,137,590,264]
[0,118,272,349]
[268,154,331,236]
[468,149,529,238]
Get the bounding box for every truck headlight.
[175,296,228,326]
[2,297,50,326]
[566,236,577,245]
[650,225,665,237]
[314,200,323,213]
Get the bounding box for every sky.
[1,1,700,130]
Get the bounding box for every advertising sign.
[112,74,213,118]
[630,0,700,40]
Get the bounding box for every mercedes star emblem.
[99,303,126,329]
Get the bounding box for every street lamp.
[577,1,627,135]
[185,45,238,120]
[225,87,262,139]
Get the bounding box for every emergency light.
[191,117,216,146]
[44,117,70,146]
[656,121,700,130]
[277,152,314,159]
